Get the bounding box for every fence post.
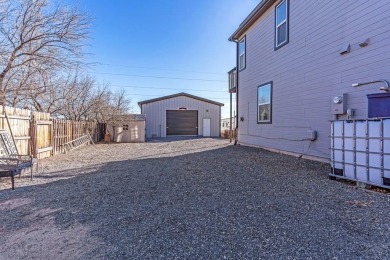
[51,118,55,156]
[1,106,3,130]
[30,115,38,158]
[71,120,74,142]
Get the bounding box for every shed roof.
[138,92,224,107]
[110,114,146,121]
[229,0,276,41]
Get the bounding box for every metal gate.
[166,110,198,136]
[330,119,390,189]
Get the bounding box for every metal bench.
[0,130,37,190]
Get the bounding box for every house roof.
[138,92,224,107]
[229,0,276,41]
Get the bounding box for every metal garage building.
[138,93,224,138]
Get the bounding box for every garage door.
[166,110,198,135]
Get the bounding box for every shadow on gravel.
[34,165,106,179]
[0,145,389,259]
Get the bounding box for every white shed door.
[203,118,211,137]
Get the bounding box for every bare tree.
[24,68,132,121]
[6,62,49,107]
[28,71,72,113]
[0,0,89,105]
[28,71,96,119]
[95,88,133,123]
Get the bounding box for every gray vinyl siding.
[237,0,390,160]
[141,96,221,138]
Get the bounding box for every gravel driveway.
[0,137,389,259]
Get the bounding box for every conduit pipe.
[352,80,390,92]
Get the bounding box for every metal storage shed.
[138,93,224,138]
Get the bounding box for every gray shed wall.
[141,96,221,138]
[237,0,390,160]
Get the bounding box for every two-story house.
[229,0,390,161]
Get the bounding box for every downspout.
[229,92,232,143]
[233,39,239,145]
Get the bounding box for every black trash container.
[367,93,390,118]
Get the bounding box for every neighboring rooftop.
[138,92,224,107]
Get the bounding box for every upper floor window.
[275,0,289,49]
[239,37,246,70]
[257,82,272,123]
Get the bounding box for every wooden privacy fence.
[31,111,52,159]
[52,119,104,154]
[0,105,105,159]
[0,106,33,157]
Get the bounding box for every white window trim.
[275,0,289,49]
[239,37,246,70]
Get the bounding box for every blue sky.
[71,0,260,117]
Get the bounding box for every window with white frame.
[257,82,272,123]
[239,37,246,70]
[275,0,289,49]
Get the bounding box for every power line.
[92,72,227,82]
[94,62,226,75]
[109,84,226,93]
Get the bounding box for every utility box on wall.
[367,93,390,118]
[331,94,347,115]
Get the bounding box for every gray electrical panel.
[307,129,317,141]
[331,93,347,115]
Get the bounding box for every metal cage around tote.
[330,118,390,189]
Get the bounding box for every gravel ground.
[0,137,389,259]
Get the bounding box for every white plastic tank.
[384,119,390,179]
[331,119,390,187]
